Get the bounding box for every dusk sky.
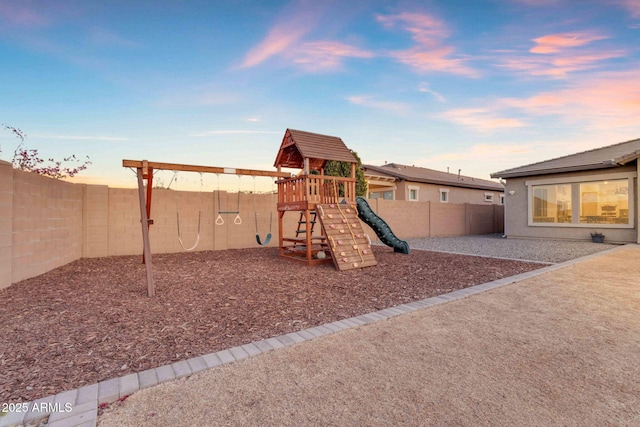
[1,0,639,190]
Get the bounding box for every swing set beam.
[123,159,291,178]
[123,159,290,297]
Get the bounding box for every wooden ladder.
[295,211,317,238]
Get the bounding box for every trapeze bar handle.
[234,214,243,225]
[317,205,325,218]
[365,234,372,246]
[329,236,336,250]
[215,214,224,225]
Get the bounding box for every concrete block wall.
[83,185,109,258]
[1,168,504,289]
[107,188,142,256]
[359,200,503,241]
[466,204,498,235]
[376,199,430,238]
[0,161,13,289]
[430,202,466,237]
[103,189,282,257]
[11,168,83,284]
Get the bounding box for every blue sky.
[1,0,639,190]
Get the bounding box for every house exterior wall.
[503,165,638,243]
[394,180,503,204]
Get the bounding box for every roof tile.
[491,138,640,179]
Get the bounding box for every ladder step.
[298,221,316,224]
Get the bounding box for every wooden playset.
[273,129,377,270]
[124,128,409,296]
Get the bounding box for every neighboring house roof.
[363,163,504,192]
[274,129,357,170]
[491,138,640,179]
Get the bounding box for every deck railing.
[277,174,356,206]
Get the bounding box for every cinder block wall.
[83,185,109,258]
[1,168,504,289]
[11,168,83,284]
[430,202,466,236]
[0,161,13,289]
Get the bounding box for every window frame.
[484,192,494,203]
[439,188,449,203]
[408,185,420,201]
[525,172,635,228]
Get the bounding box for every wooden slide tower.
[274,129,377,270]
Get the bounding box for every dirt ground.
[98,246,640,427]
[0,247,541,404]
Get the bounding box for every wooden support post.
[305,209,312,263]
[142,164,154,263]
[278,211,285,256]
[137,168,155,297]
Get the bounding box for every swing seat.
[256,233,272,246]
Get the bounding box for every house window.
[532,184,572,223]
[408,185,419,201]
[531,184,572,223]
[526,173,634,228]
[370,190,394,200]
[579,180,629,224]
[484,192,494,203]
[439,189,449,203]
[499,194,505,205]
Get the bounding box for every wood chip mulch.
[0,247,542,404]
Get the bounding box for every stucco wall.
[503,165,638,243]
[394,180,502,205]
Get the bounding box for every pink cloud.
[346,95,410,113]
[438,108,526,132]
[0,1,50,27]
[241,22,311,68]
[499,50,626,77]
[501,70,640,129]
[240,0,335,69]
[496,30,623,77]
[617,0,640,17]
[530,32,608,54]
[377,12,448,47]
[291,41,374,71]
[376,12,478,77]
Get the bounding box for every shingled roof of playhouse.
[274,129,357,171]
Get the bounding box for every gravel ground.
[404,234,617,263]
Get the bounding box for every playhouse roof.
[274,129,357,170]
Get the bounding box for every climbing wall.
[316,203,378,271]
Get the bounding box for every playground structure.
[123,129,410,295]
[122,159,290,296]
[274,129,375,268]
